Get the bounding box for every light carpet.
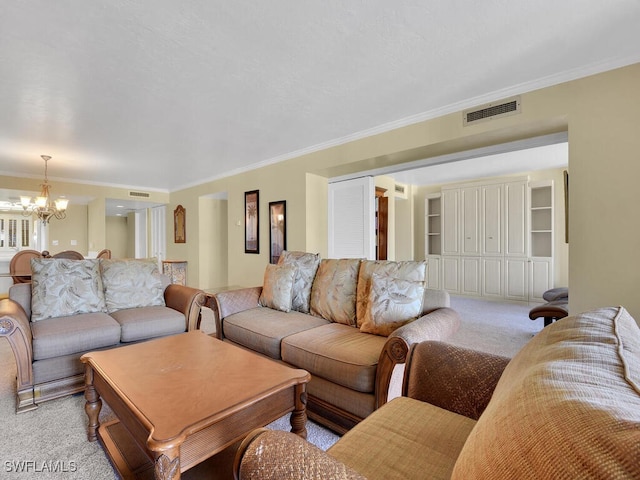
[0,296,541,479]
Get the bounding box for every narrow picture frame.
[245,190,259,254]
[174,205,186,243]
[269,200,286,264]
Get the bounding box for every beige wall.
[47,203,88,255]
[394,187,414,261]
[105,216,128,258]
[168,63,640,321]
[198,197,228,290]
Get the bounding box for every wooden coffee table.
[81,331,310,480]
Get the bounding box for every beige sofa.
[0,258,206,413]
[209,252,461,433]
[235,305,640,479]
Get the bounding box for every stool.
[529,300,568,327]
[530,287,569,327]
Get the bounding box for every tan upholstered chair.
[96,248,112,259]
[9,250,43,284]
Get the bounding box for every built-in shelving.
[426,195,441,255]
[530,185,553,257]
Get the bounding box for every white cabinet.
[461,187,481,256]
[482,257,503,298]
[461,256,481,296]
[427,176,554,302]
[481,184,502,255]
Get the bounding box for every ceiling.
[1,1,639,194]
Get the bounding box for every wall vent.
[463,96,521,126]
[394,183,408,199]
[128,190,151,198]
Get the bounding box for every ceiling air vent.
[463,96,521,126]
[128,190,150,198]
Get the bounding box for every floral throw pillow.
[259,263,297,312]
[310,258,361,326]
[30,258,107,321]
[359,273,425,336]
[100,259,165,313]
[277,251,321,313]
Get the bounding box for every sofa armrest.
[403,341,510,420]
[163,284,207,332]
[375,307,461,409]
[0,299,34,392]
[234,428,366,480]
[208,287,262,340]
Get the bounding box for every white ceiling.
[1,1,639,194]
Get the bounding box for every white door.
[461,187,481,256]
[426,255,441,290]
[482,184,502,255]
[504,258,528,301]
[482,257,504,298]
[505,180,527,257]
[328,177,375,259]
[530,258,553,302]
[461,256,481,295]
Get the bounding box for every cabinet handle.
[488,236,493,239]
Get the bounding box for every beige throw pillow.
[359,273,425,336]
[259,264,297,312]
[310,258,362,325]
[30,258,107,321]
[100,258,165,313]
[356,260,427,327]
[278,251,321,313]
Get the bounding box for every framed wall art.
[269,200,286,264]
[174,205,186,243]
[244,190,259,254]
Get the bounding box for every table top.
[81,331,310,442]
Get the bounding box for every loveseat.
[235,305,640,479]
[0,258,206,413]
[208,251,461,433]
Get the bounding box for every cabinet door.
[505,180,527,257]
[441,189,460,255]
[461,187,481,256]
[461,257,481,296]
[504,258,528,301]
[530,258,553,302]
[482,257,503,298]
[426,255,441,290]
[442,256,460,293]
[482,184,502,255]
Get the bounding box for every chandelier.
[20,155,69,224]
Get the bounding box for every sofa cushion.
[223,307,330,359]
[259,263,297,312]
[278,251,321,314]
[329,397,476,480]
[100,258,165,313]
[31,312,121,361]
[359,274,425,337]
[452,306,640,479]
[282,323,387,393]
[310,258,361,326]
[109,305,186,343]
[355,260,426,327]
[30,258,107,321]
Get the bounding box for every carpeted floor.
[0,296,542,479]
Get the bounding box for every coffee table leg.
[153,447,181,480]
[84,365,102,442]
[290,383,308,439]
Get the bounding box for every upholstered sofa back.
[452,306,640,479]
